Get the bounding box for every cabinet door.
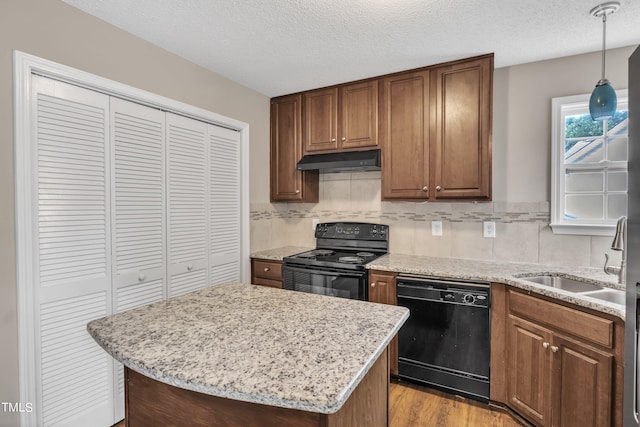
[551,335,613,427]
[110,98,166,420]
[31,75,115,427]
[431,56,492,200]
[369,271,398,375]
[166,113,209,297]
[507,314,553,426]
[380,71,431,200]
[270,95,318,202]
[339,80,378,150]
[209,124,242,285]
[303,87,339,153]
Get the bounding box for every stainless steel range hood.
[296,149,381,173]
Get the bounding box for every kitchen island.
[87,282,408,427]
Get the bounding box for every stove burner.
[297,251,317,259]
[314,249,335,256]
[356,252,375,257]
[338,256,364,264]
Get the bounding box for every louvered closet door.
[209,125,242,284]
[110,98,166,420]
[167,113,209,297]
[31,75,114,427]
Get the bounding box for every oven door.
[282,264,367,300]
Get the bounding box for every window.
[551,91,628,235]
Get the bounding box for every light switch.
[431,221,443,236]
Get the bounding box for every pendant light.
[589,1,620,121]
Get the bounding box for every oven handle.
[283,264,366,278]
[396,275,490,289]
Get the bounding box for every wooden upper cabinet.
[270,94,318,202]
[340,80,379,150]
[381,54,493,201]
[303,88,339,153]
[380,71,430,200]
[432,56,493,200]
[303,81,378,154]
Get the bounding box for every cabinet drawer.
[508,290,614,349]
[253,260,282,281]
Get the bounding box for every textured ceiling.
[62,0,640,97]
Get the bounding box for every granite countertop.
[250,246,312,261]
[367,253,625,320]
[87,282,409,414]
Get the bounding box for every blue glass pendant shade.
[589,79,617,121]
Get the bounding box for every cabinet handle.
[422,186,428,192]
[436,186,442,192]
[187,264,193,271]
[295,189,300,194]
[331,138,337,142]
[341,137,346,141]
[551,346,559,353]
[542,342,549,349]
[371,282,376,288]
[138,274,145,282]
[264,267,270,272]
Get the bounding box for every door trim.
[13,50,251,426]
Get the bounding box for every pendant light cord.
[602,13,607,80]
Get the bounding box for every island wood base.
[125,348,389,427]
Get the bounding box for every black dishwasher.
[396,275,490,402]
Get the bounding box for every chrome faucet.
[604,216,626,284]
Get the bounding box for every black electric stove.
[282,222,389,300]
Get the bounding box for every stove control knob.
[444,293,455,301]
[463,294,476,304]
[355,227,360,234]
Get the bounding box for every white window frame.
[551,90,628,236]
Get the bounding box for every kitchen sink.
[523,275,602,293]
[581,289,626,305]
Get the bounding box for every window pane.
[565,114,603,138]
[565,194,604,220]
[607,137,628,162]
[565,137,604,164]
[608,111,628,136]
[607,194,627,220]
[607,171,627,192]
[565,171,604,192]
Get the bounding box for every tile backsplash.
[251,172,620,269]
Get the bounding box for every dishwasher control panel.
[396,276,490,308]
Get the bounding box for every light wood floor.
[114,381,526,427]
[390,381,526,427]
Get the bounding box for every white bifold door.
[27,74,242,426]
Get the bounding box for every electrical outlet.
[483,221,496,238]
[431,221,443,236]
[312,218,319,231]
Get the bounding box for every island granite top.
[87,282,409,414]
[367,253,624,319]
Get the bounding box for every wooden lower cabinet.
[251,259,283,289]
[368,270,399,376]
[125,349,389,427]
[507,314,552,425]
[503,288,620,427]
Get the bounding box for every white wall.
[250,46,637,269]
[0,1,269,425]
